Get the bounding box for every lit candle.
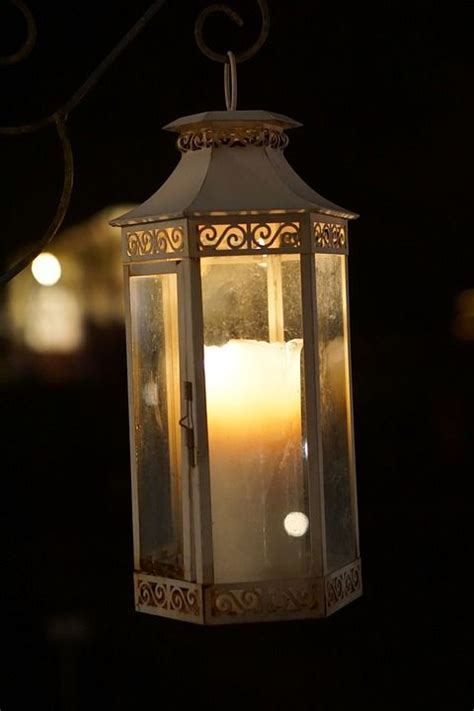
[204,338,308,582]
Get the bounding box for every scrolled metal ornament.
[198,223,247,251]
[0,0,168,284]
[126,226,184,257]
[127,230,152,256]
[136,576,201,617]
[211,581,321,619]
[226,224,248,249]
[213,588,262,615]
[250,221,301,249]
[0,0,37,65]
[170,586,199,615]
[325,562,362,611]
[177,129,214,152]
[198,220,302,253]
[0,113,74,286]
[314,222,347,250]
[177,126,289,153]
[153,583,167,608]
[194,0,270,65]
[137,580,154,606]
[252,222,273,246]
[266,585,319,614]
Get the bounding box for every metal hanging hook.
[224,51,237,110]
[0,0,37,65]
[194,0,270,64]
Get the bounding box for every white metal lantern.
[111,108,362,624]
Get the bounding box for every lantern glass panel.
[315,254,356,571]
[201,254,310,583]
[129,274,183,578]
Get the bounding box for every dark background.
[1,1,473,708]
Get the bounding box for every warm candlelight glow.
[204,338,308,582]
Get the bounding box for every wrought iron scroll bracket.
[0,0,270,283]
[0,0,168,284]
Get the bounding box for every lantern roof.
[162,110,302,132]
[110,110,358,227]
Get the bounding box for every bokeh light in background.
[31,252,62,286]
[3,205,134,377]
[453,289,474,341]
[23,286,83,353]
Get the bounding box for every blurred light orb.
[453,288,474,341]
[284,511,309,537]
[31,252,61,286]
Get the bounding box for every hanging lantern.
[111,44,362,624]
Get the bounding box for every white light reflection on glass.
[302,439,308,459]
[284,511,309,538]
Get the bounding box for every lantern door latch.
[179,381,195,468]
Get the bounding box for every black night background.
[0,1,473,709]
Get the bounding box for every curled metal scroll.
[0,0,37,65]
[0,114,73,286]
[0,0,168,283]
[194,0,270,64]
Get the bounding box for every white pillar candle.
[204,338,308,583]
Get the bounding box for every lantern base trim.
[135,573,205,623]
[133,559,362,625]
[325,559,363,616]
[204,578,323,625]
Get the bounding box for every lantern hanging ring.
[194,0,270,64]
[224,51,237,110]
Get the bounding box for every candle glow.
[204,338,308,582]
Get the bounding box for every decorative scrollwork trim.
[197,220,301,253]
[209,580,322,621]
[133,563,361,624]
[135,574,202,620]
[126,226,185,258]
[325,560,362,613]
[314,221,347,251]
[0,0,168,283]
[178,127,289,152]
[0,115,73,286]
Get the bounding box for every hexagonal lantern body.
[111,110,362,624]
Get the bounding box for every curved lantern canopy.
[111,109,362,624]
